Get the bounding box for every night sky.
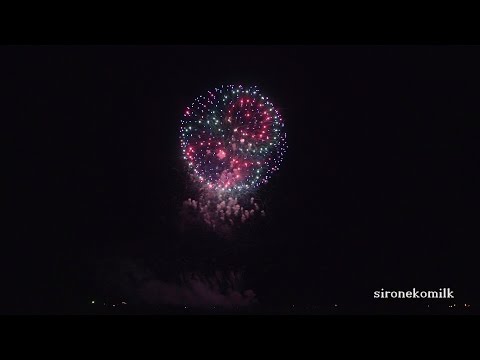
[5,46,480,314]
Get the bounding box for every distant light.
[91,300,95,304]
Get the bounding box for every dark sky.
[4,46,480,314]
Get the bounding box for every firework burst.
[180,85,287,195]
[180,85,287,232]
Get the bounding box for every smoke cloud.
[139,271,257,308]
